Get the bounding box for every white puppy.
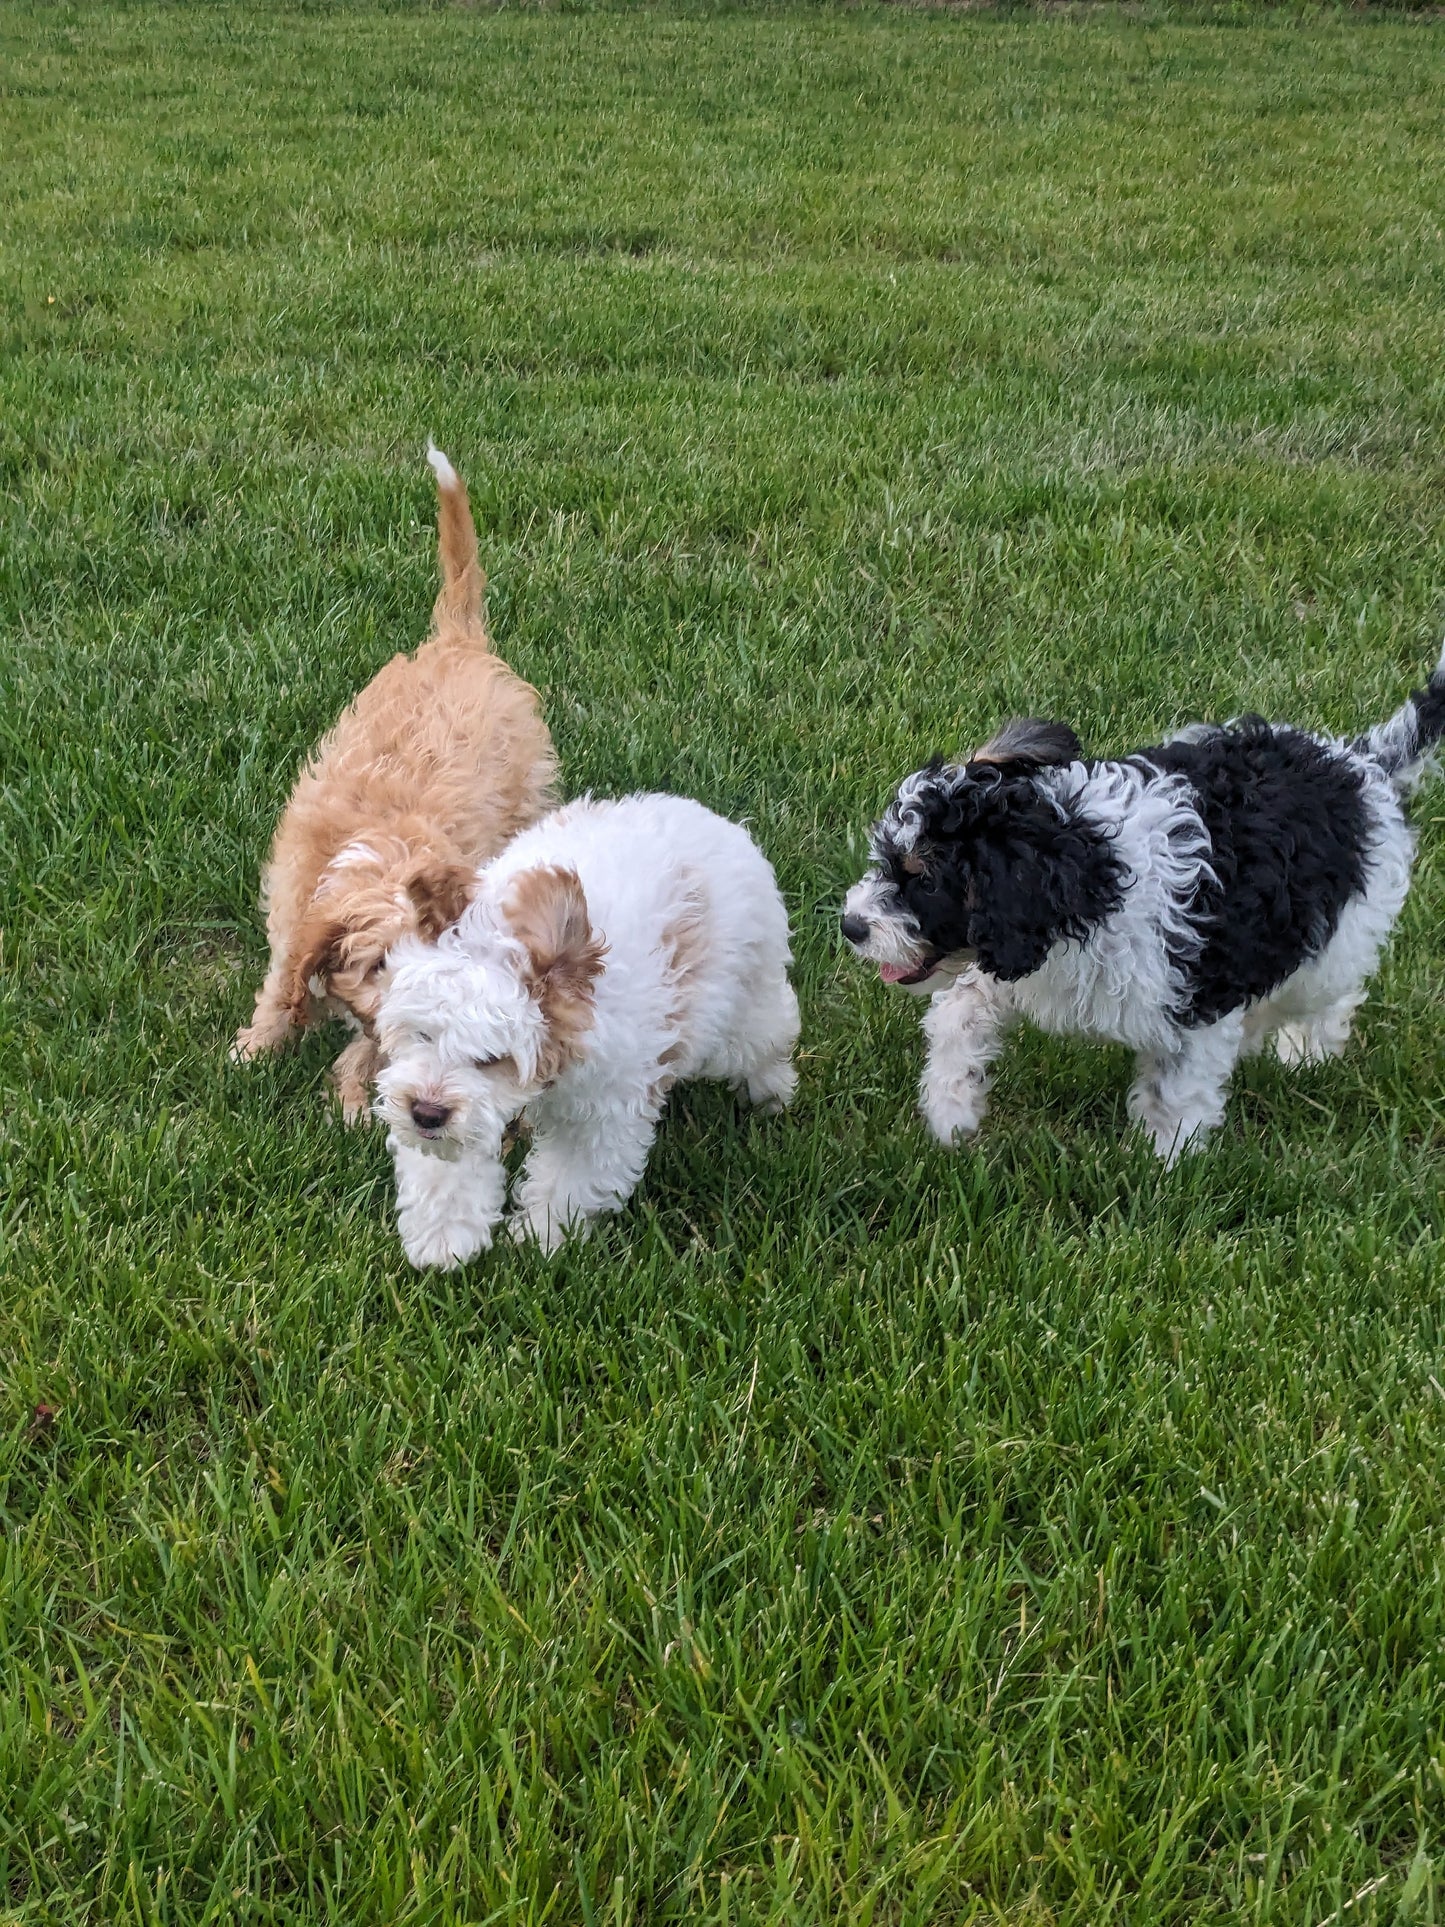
[375,795,800,1267]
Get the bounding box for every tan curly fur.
[233,448,557,1123]
[502,865,609,1085]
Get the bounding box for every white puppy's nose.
[410,1098,452,1132]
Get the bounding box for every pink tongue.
[879,962,913,984]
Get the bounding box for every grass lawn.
[4,2,1445,1919]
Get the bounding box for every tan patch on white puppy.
[652,878,709,1093]
[502,865,608,1084]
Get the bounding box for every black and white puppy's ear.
[960,781,1122,982]
[969,719,1082,772]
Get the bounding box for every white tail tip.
[425,440,459,490]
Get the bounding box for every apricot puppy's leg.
[232,964,296,1062]
[330,1033,381,1126]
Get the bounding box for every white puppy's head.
[374,865,607,1159]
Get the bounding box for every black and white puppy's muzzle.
[839,870,974,993]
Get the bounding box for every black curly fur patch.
[877,767,1127,982]
[872,720,1377,1019]
[1134,722,1371,1026]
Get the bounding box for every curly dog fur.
[374,794,800,1268]
[843,644,1445,1161]
[233,446,557,1121]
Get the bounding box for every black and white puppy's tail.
[1354,637,1445,794]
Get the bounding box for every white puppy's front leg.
[509,1102,662,1254]
[390,1137,507,1271]
[919,968,1015,1146]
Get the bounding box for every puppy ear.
[962,783,1121,982]
[406,860,474,940]
[284,911,348,1024]
[970,719,1082,771]
[504,865,608,1060]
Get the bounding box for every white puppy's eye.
[417,1031,433,1044]
[472,1053,503,1071]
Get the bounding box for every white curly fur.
[374,794,799,1267]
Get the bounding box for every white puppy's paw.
[743,1058,798,1115]
[399,1215,492,1272]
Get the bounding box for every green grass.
[3,2,1445,1920]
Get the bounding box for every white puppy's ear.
[503,866,608,1071]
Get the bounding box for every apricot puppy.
[233,446,557,1121]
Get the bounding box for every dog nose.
[840,912,870,946]
[410,1098,452,1132]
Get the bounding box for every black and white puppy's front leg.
[919,969,1017,1146]
[1126,1011,1246,1165]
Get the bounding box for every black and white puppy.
[842,646,1445,1161]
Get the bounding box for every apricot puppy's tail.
[426,441,489,641]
